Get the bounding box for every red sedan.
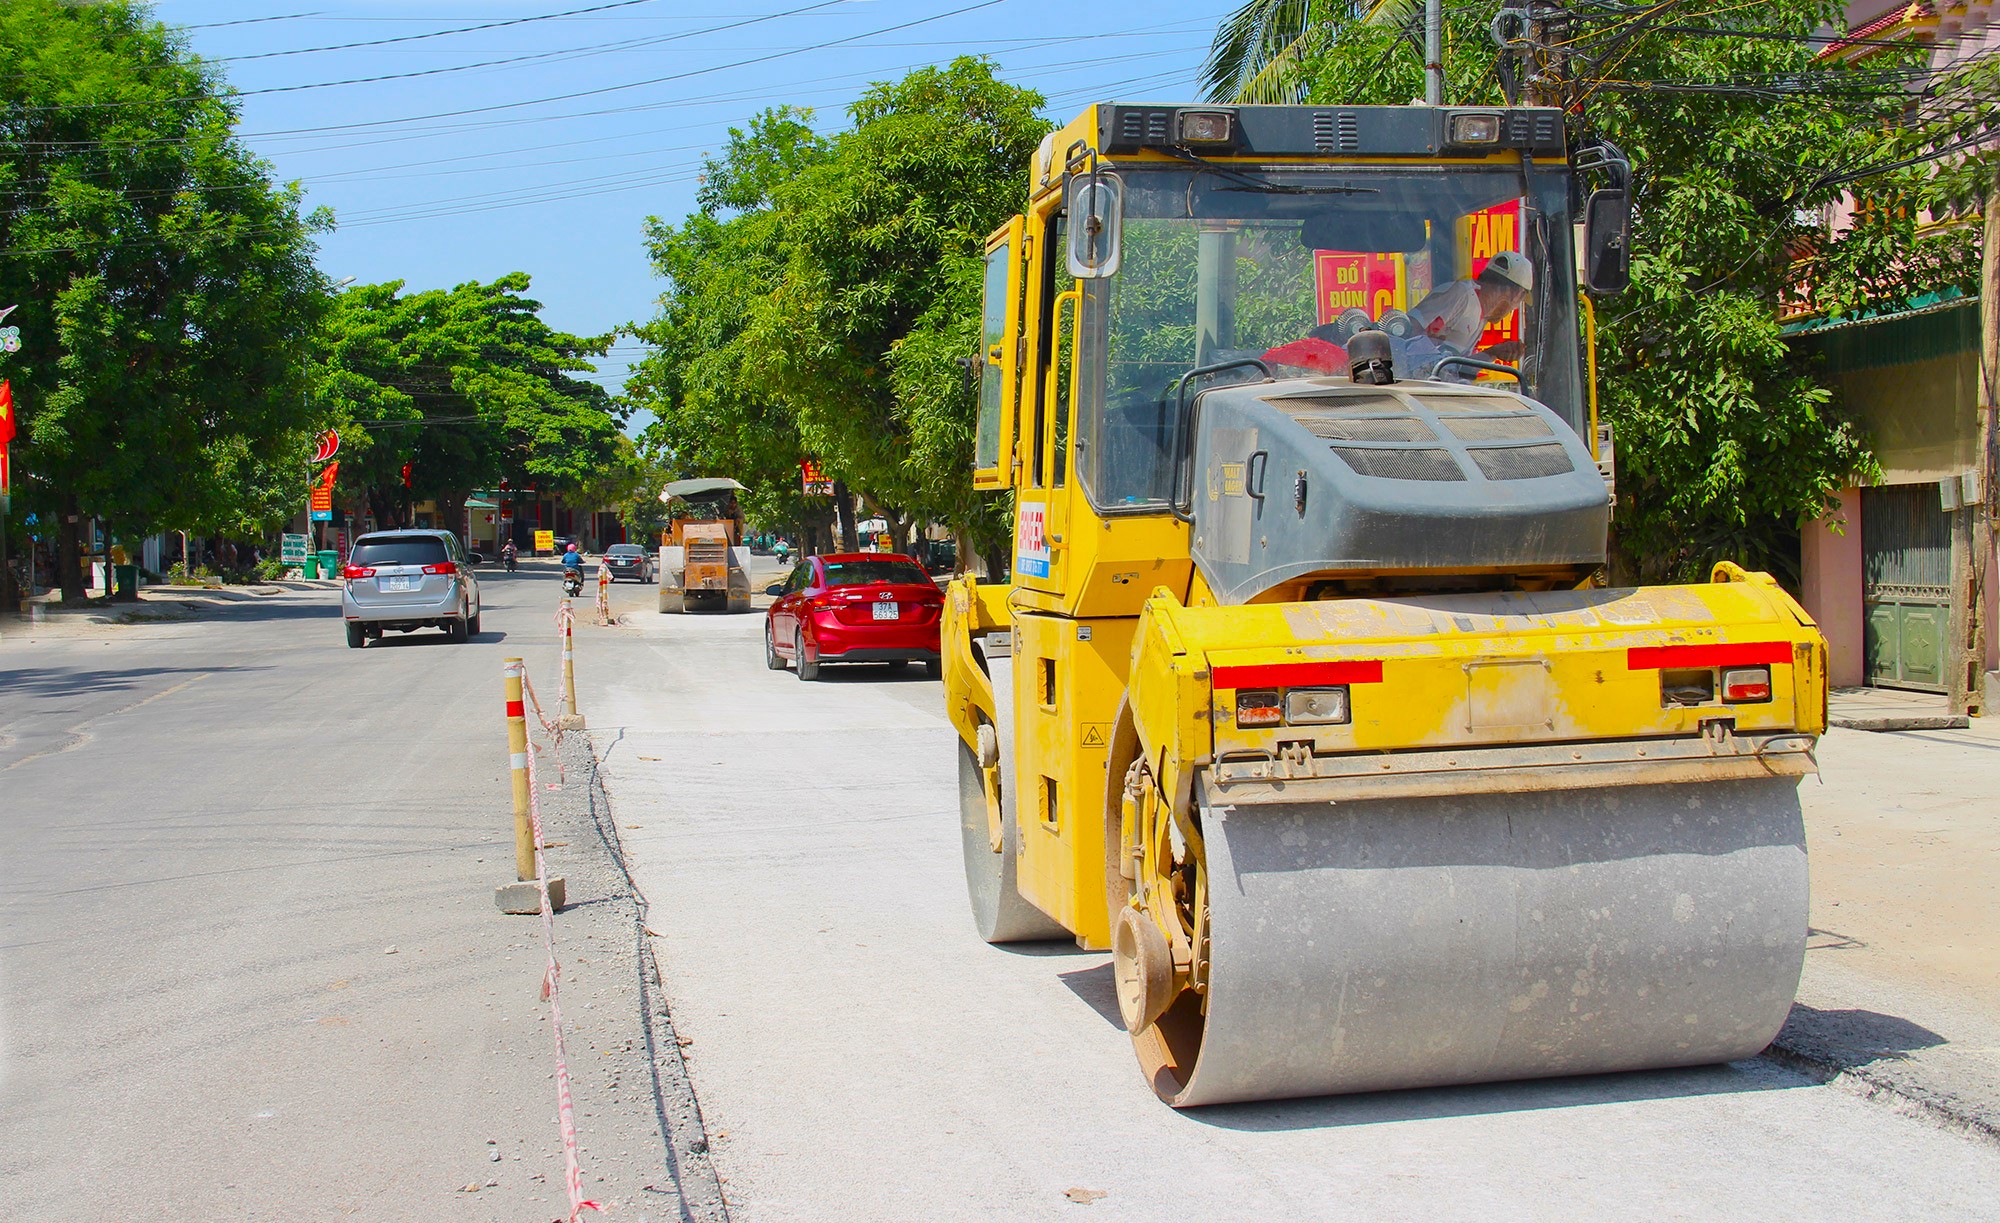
[764,553,944,680]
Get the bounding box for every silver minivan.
[340,530,482,648]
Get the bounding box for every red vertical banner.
[1456,200,1523,349]
[310,460,338,514]
[0,380,15,500]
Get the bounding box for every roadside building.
[1793,0,1996,700]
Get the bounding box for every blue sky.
[154,1,1232,417]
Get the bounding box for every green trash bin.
[114,563,139,602]
[317,550,340,578]
[302,556,320,579]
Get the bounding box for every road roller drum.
[1117,774,1809,1107]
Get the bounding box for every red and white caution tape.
[521,696,602,1220]
[519,673,569,788]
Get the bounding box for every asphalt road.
[588,572,2000,1223]
[0,563,696,1221]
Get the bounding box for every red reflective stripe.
[505,699,526,718]
[1627,641,1791,670]
[1212,659,1384,690]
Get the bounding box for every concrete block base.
[494,876,565,915]
[558,713,587,730]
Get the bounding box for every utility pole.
[1961,183,1999,716]
[1424,0,1444,105]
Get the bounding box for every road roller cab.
[940,101,1828,1107]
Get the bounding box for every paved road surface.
[0,564,687,1221]
[589,574,2000,1223]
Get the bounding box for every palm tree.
[1200,0,1428,103]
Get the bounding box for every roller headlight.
[1284,687,1351,725]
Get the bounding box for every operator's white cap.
[1479,250,1533,292]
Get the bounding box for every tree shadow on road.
[0,664,262,698]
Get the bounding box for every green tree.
[630,62,1049,562]
[628,108,833,546]
[747,58,1049,553]
[0,0,328,598]
[1205,0,1981,581]
[311,275,624,528]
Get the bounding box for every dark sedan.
[602,543,655,583]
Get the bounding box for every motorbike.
[562,568,584,597]
[502,547,517,572]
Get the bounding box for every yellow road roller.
[939,102,1828,1107]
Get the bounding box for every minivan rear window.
[349,536,449,566]
[822,560,930,588]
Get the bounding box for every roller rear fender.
[1712,562,1829,734]
[941,576,1000,753]
[1128,590,1210,819]
[657,546,686,592]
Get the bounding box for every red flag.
[400,462,413,488]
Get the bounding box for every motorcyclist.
[501,540,518,572]
[561,542,584,594]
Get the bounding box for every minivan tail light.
[341,565,375,579]
[1721,667,1772,703]
[422,561,458,576]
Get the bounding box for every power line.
[184,12,325,30]
[214,0,675,61]
[4,0,852,113]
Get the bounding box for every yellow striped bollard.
[496,656,565,913]
[558,600,585,730]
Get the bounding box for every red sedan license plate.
[872,601,897,621]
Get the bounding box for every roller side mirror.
[1583,188,1631,296]
[1065,170,1123,280]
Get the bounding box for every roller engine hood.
[1189,377,1609,604]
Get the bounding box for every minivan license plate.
[872,601,897,621]
[382,576,418,592]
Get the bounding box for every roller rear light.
[1236,690,1284,727]
[1721,666,1772,703]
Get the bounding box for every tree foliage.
[0,0,326,590]
[1209,0,1984,581]
[310,275,623,522]
[629,59,1049,557]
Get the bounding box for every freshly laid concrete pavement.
[0,564,714,1221]
[1775,718,2000,1139]
[8,558,1996,1221]
[587,574,2000,1223]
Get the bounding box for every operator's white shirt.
[1407,279,1483,353]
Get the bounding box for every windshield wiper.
[1149,144,1378,195]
